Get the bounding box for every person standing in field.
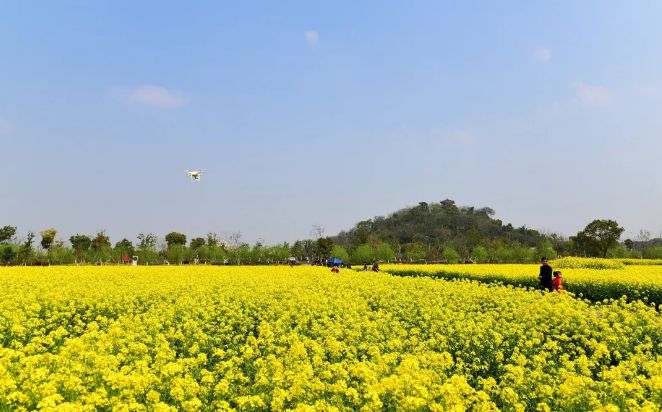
[538,257,553,292]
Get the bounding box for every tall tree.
[18,232,35,264]
[70,234,92,260]
[572,219,624,258]
[137,233,157,250]
[40,228,57,250]
[91,230,111,251]
[316,237,334,260]
[190,237,206,250]
[0,225,17,244]
[165,232,187,248]
[114,238,134,255]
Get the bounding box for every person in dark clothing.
[538,257,553,292]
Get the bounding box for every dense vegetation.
[383,259,662,305]
[1,199,661,265]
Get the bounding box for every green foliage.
[351,244,375,264]
[643,247,662,259]
[0,244,17,265]
[165,232,187,248]
[335,199,545,254]
[190,237,205,250]
[330,245,349,262]
[472,246,489,263]
[0,225,17,244]
[16,232,35,264]
[47,245,75,265]
[290,240,304,260]
[572,219,625,258]
[315,237,334,260]
[136,248,160,265]
[91,231,111,251]
[404,242,427,262]
[114,238,134,256]
[69,234,92,261]
[441,247,460,263]
[166,244,189,264]
[534,241,557,261]
[137,233,157,250]
[374,243,395,262]
[40,228,57,250]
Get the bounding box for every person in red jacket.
[552,271,564,292]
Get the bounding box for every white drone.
[186,170,204,182]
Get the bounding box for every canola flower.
[384,263,662,305]
[0,266,660,411]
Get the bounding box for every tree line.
[1,199,659,266]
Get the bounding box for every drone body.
[186,170,203,182]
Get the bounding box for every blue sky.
[2,1,662,245]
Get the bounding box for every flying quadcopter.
[186,170,204,182]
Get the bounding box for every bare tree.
[310,224,325,240]
[228,232,242,248]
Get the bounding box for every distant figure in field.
[331,265,340,274]
[552,271,564,292]
[538,257,553,292]
[363,264,369,271]
[371,263,380,272]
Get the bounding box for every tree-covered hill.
[334,199,547,259]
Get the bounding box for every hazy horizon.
[3,1,662,245]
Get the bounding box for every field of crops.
[383,261,662,305]
[0,266,660,411]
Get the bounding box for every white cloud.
[0,116,12,134]
[304,31,319,47]
[571,82,613,106]
[533,47,552,63]
[128,85,188,108]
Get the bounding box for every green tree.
[535,241,557,261]
[69,234,92,262]
[0,225,17,244]
[47,244,75,265]
[351,244,374,264]
[290,240,304,260]
[114,238,134,255]
[165,232,187,248]
[572,219,625,258]
[167,244,188,264]
[273,243,291,263]
[1,245,16,265]
[91,231,111,251]
[137,233,158,250]
[17,232,35,264]
[441,246,460,263]
[330,245,349,262]
[206,232,220,247]
[374,243,395,262]
[190,237,206,250]
[40,228,57,250]
[472,246,489,263]
[404,242,427,262]
[316,237,334,260]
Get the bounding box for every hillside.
[334,199,546,255]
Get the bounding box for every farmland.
[0,265,661,410]
[383,260,662,305]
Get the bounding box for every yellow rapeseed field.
[0,266,661,411]
[383,263,662,304]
